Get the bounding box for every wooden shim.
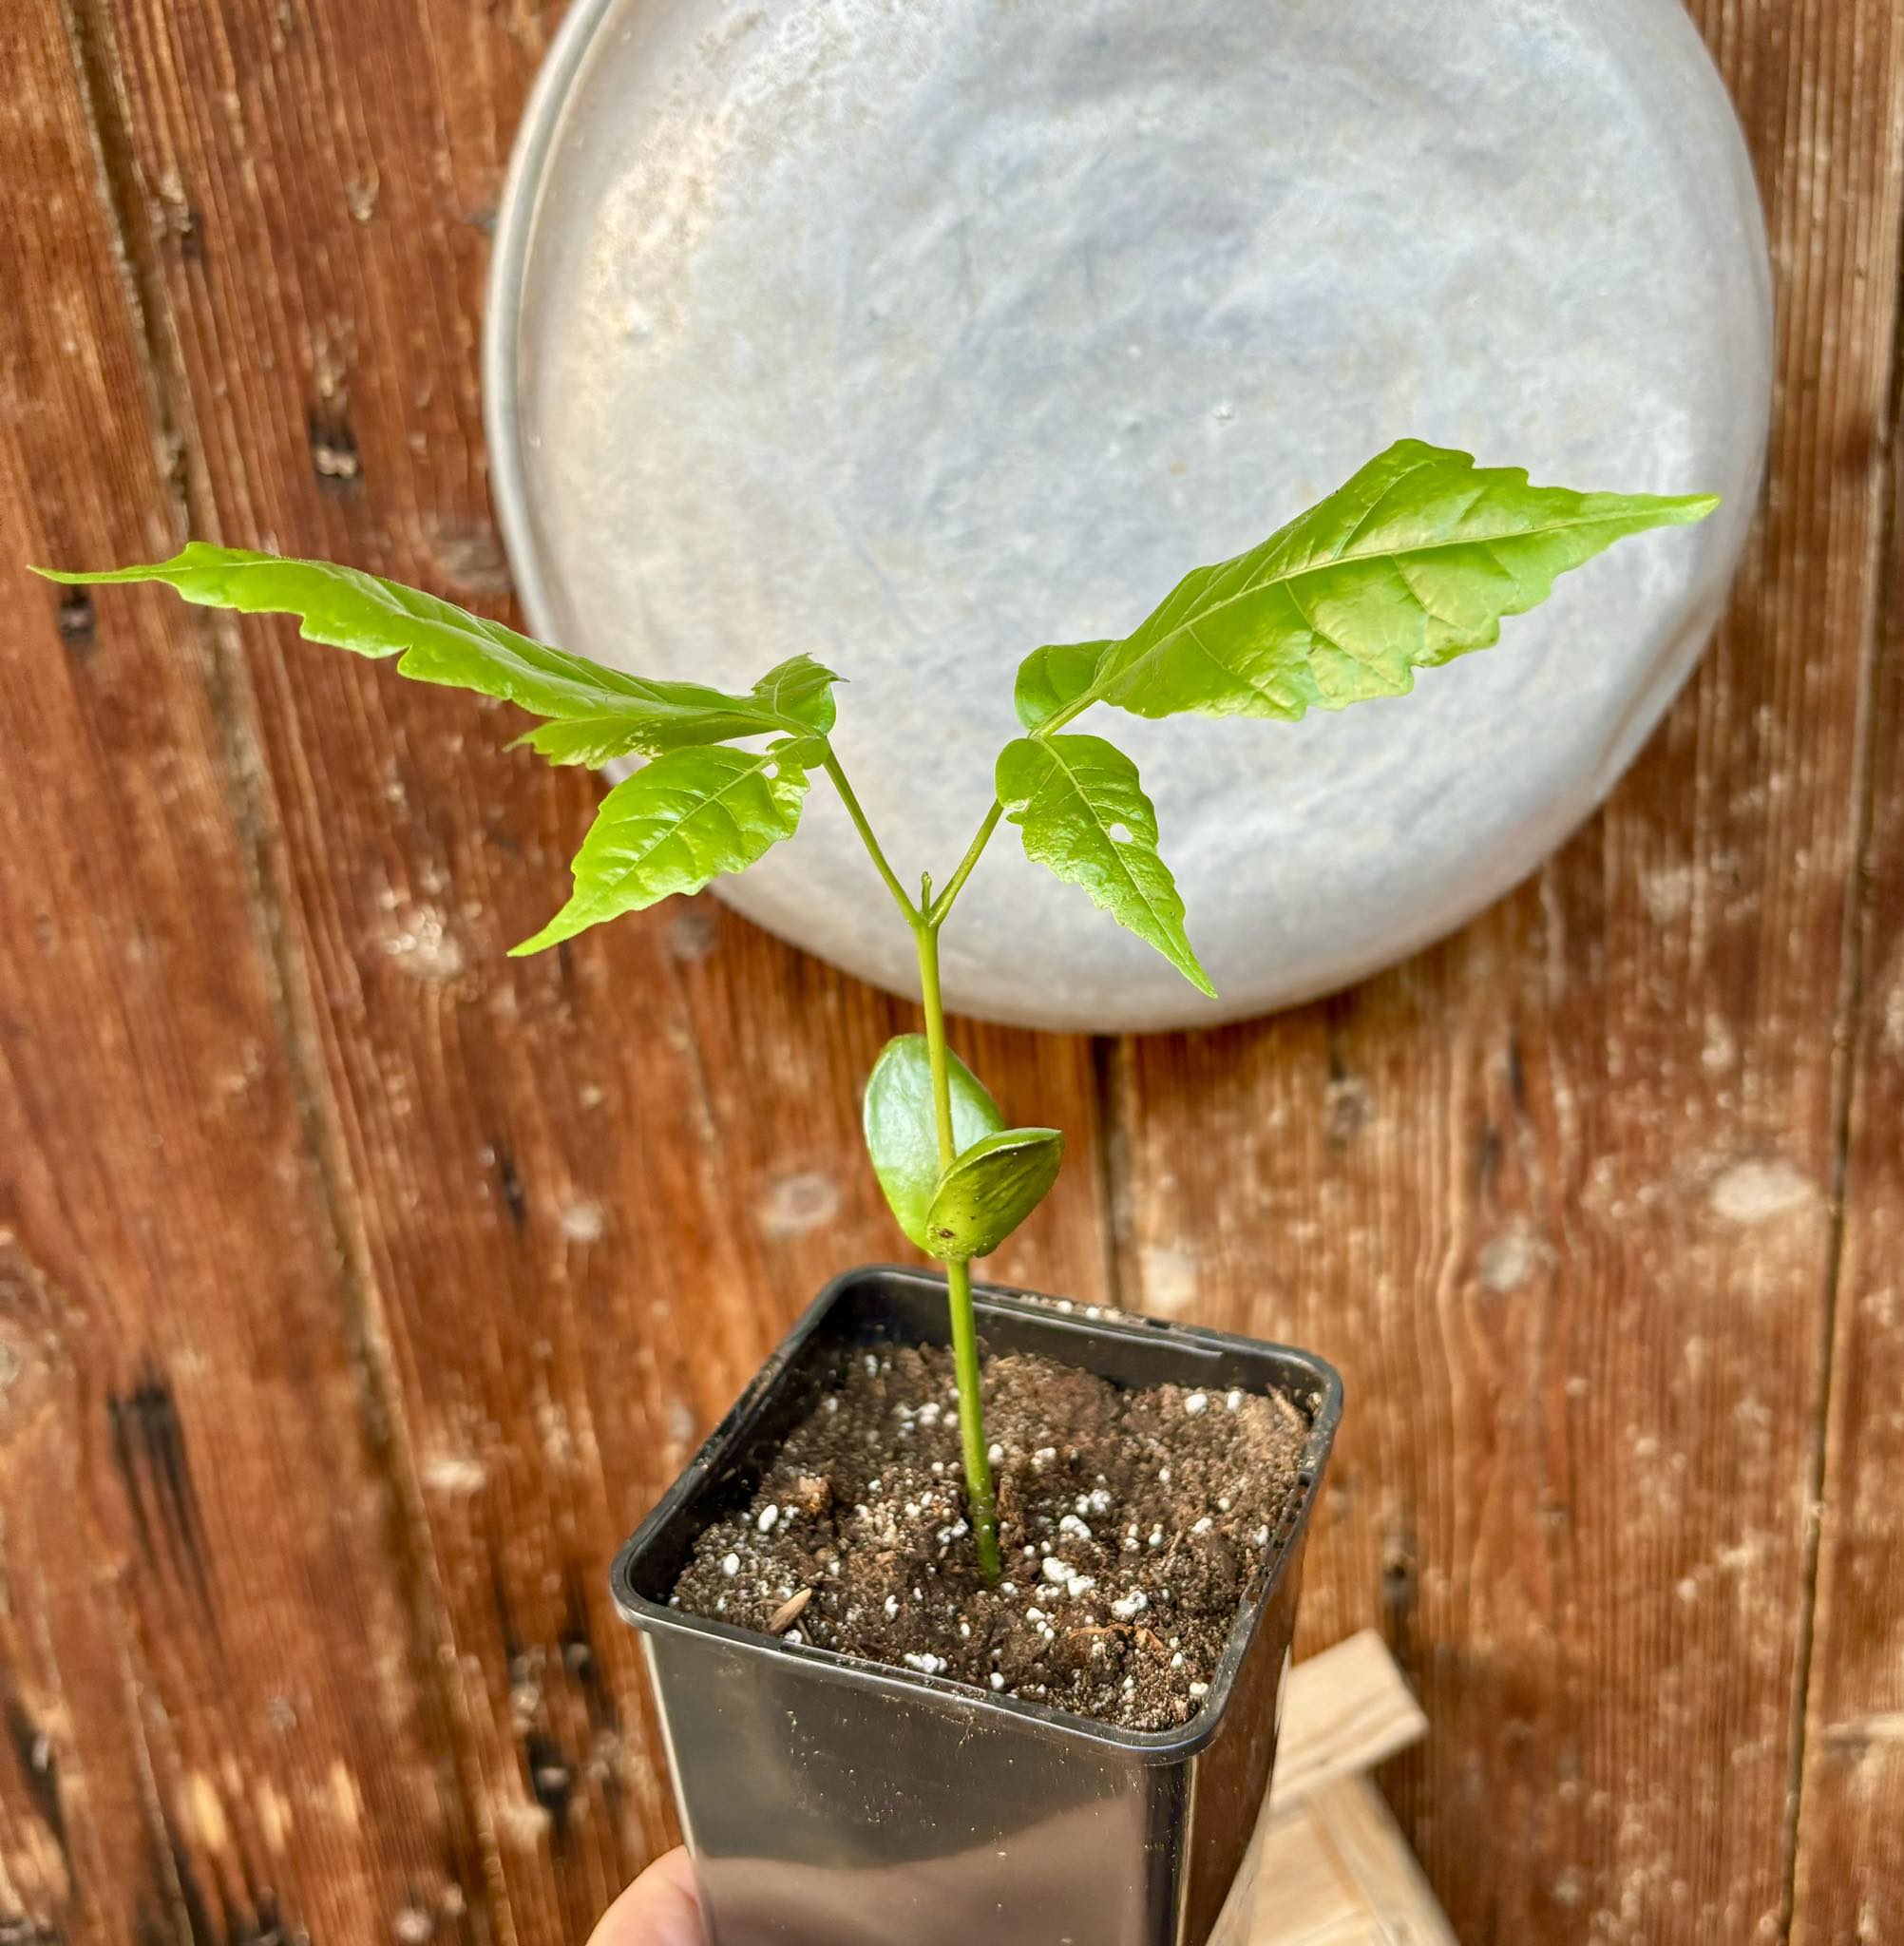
[1254,1777,1458,1946]
[1269,1631,1429,1817]
[1255,1803,1381,1946]
[1253,1633,1447,1944]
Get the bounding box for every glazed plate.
[486,0,1770,1030]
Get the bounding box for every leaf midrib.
[194,552,792,720]
[207,554,647,693]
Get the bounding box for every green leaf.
[512,712,756,766]
[1087,441,1720,722]
[863,1036,1003,1251]
[996,733,1214,996]
[923,1128,1065,1263]
[752,654,841,735]
[1014,640,1110,732]
[39,544,714,718]
[37,545,835,753]
[511,740,811,953]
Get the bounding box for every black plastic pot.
[611,1266,1342,1946]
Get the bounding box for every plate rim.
[484,0,619,644]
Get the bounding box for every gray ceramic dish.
[485,0,1770,1033]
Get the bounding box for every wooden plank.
[0,7,484,1942]
[1252,1635,1448,1945]
[1255,1804,1376,1946]
[1114,3,1904,1938]
[1787,241,1904,1945]
[1254,1779,1457,1946]
[66,0,1114,1937]
[1268,1630,1430,1817]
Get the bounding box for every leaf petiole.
[1028,692,1097,738]
[925,685,1105,930]
[820,745,922,925]
[925,801,1003,929]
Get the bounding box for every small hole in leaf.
[1108,822,1133,844]
[763,762,780,780]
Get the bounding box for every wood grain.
[1114,4,1904,1937]
[0,5,484,1941]
[1252,1779,1457,1946]
[1788,200,1904,1942]
[3,0,1901,1942]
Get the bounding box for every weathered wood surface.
[0,7,486,1940]
[1786,42,1904,1922]
[0,1,1898,1942]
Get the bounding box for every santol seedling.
[44,438,1716,1595]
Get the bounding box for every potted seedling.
[48,441,1715,1944]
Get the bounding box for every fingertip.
[588,1846,706,1946]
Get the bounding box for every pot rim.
[483,0,615,644]
[611,1265,1342,1764]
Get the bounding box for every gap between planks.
[1774,41,1904,1935]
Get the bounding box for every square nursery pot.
[611,1266,1342,1946]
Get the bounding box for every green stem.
[914,919,959,1161]
[943,1260,998,1579]
[822,747,919,924]
[820,747,1001,1580]
[927,801,1002,928]
[926,702,1092,929]
[914,921,1002,1581]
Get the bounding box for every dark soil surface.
[671,1341,1311,1730]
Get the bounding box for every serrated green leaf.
[923,1128,1065,1263]
[38,544,731,720]
[996,733,1214,997]
[37,546,831,757]
[1086,441,1720,722]
[863,1036,1003,1251]
[752,654,841,735]
[511,741,811,953]
[1014,640,1110,731]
